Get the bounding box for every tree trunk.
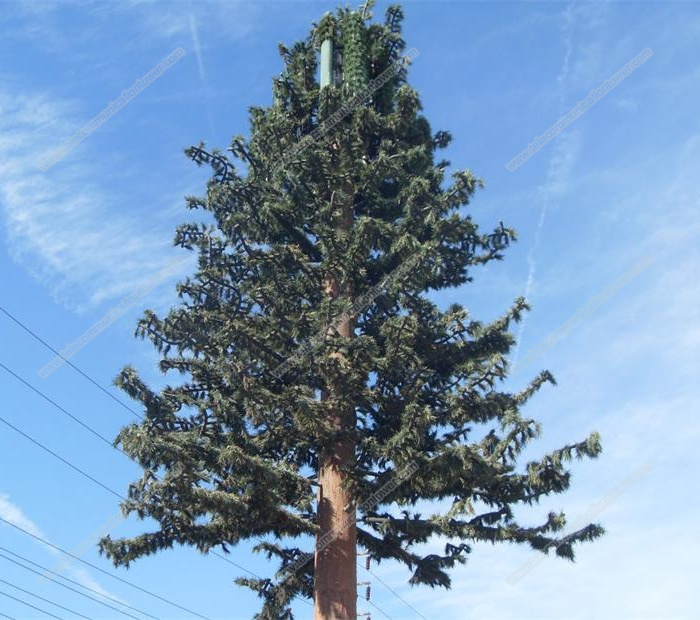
[314,187,356,620]
[314,399,356,619]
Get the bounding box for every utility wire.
[0,517,209,620]
[359,561,428,620]
[0,361,118,450]
[0,341,313,609]
[0,589,62,620]
[208,550,265,581]
[0,547,154,620]
[365,596,394,620]
[0,577,91,620]
[0,305,142,420]
[0,360,306,607]
[208,549,313,608]
[0,414,123,500]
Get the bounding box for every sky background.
[0,0,698,618]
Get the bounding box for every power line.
[0,548,154,619]
[0,577,91,620]
[208,549,266,581]
[0,547,155,620]
[0,358,144,483]
[0,361,119,450]
[0,359,303,605]
[208,550,313,608]
[0,517,209,620]
[0,589,62,620]
[0,412,213,617]
[359,561,428,620]
[0,414,123,500]
[0,396,308,613]
[0,341,312,609]
[0,305,142,420]
[365,596,394,620]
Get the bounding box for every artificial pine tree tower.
[100,4,604,619]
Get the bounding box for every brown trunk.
[314,189,356,620]
[314,401,356,619]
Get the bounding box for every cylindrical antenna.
[320,38,334,89]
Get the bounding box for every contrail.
[512,1,577,367]
[189,11,216,141]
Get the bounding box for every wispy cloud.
[188,11,216,141]
[512,129,582,364]
[0,90,184,312]
[513,1,586,364]
[0,493,127,604]
[119,0,259,49]
[67,565,129,605]
[0,493,45,539]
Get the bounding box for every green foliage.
[99,4,603,618]
[341,12,369,94]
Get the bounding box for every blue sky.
[0,0,698,618]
